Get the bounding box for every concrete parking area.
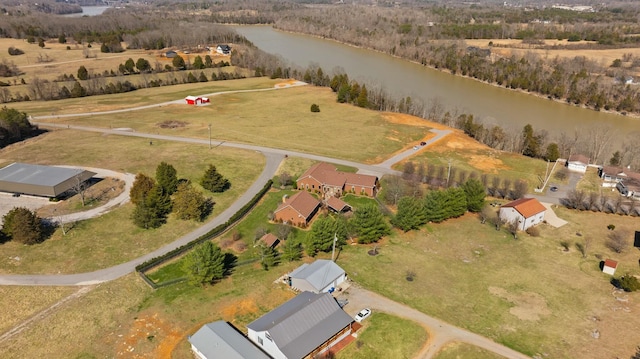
[0,193,50,225]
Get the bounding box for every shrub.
[617,274,640,292]
[606,230,629,253]
[607,224,615,230]
[8,47,24,56]
[526,226,540,237]
[310,103,320,112]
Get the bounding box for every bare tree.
[384,175,405,206]
[513,180,528,199]
[276,223,292,241]
[606,229,629,253]
[71,174,89,207]
[507,220,518,240]
[480,205,497,225]
[566,189,586,210]
[501,178,511,199]
[587,192,600,211]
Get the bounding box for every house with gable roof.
[273,191,321,227]
[499,197,547,231]
[565,154,590,173]
[189,321,270,359]
[296,162,379,198]
[288,259,347,293]
[247,291,354,359]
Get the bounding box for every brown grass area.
[488,287,551,321]
[0,286,77,334]
[464,38,640,68]
[36,177,125,217]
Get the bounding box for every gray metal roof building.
[0,163,96,198]
[289,260,346,293]
[188,321,271,359]
[247,291,353,359]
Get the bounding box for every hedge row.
[135,180,273,273]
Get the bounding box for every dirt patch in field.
[157,120,187,129]
[221,297,260,320]
[489,286,551,321]
[115,313,181,358]
[467,154,509,173]
[382,112,446,129]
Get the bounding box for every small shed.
[165,50,178,58]
[185,96,210,105]
[257,233,280,248]
[289,259,346,293]
[603,259,618,275]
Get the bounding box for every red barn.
[185,96,210,105]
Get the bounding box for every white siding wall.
[320,273,347,293]
[567,163,587,173]
[248,329,286,359]
[499,208,523,229]
[190,345,207,359]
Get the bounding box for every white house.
[566,154,589,173]
[499,198,547,231]
[247,291,353,359]
[216,44,231,55]
[288,259,347,293]
[602,259,618,275]
[188,321,270,359]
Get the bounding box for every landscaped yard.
[434,342,506,359]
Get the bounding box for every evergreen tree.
[132,185,172,229]
[77,65,88,80]
[187,72,197,83]
[204,55,213,68]
[192,55,205,69]
[198,72,208,82]
[259,244,280,270]
[124,58,136,73]
[2,207,42,244]
[356,84,369,108]
[423,190,448,223]
[172,55,186,70]
[130,173,155,206]
[58,34,66,44]
[392,196,425,232]
[173,182,209,221]
[445,187,468,218]
[609,151,622,166]
[155,162,178,195]
[70,81,86,97]
[200,165,230,193]
[544,143,560,162]
[351,204,390,244]
[135,58,151,73]
[461,178,486,212]
[522,124,540,158]
[306,216,334,255]
[182,241,226,286]
[281,239,303,262]
[337,83,350,103]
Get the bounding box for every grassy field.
[0,286,77,334]
[336,207,640,358]
[336,312,427,359]
[434,342,506,359]
[0,129,264,274]
[26,85,428,163]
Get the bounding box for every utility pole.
[331,233,337,262]
[208,123,212,149]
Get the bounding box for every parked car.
[550,186,558,192]
[420,141,426,146]
[413,146,419,150]
[354,308,371,323]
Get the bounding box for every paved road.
[377,128,451,169]
[341,285,530,359]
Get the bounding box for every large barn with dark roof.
[0,163,96,198]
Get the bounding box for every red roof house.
[499,198,547,231]
[297,162,379,197]
[274,192,321,227]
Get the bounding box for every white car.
[354,308,371,323]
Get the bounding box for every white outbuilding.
[288,259,346,293]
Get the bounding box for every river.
[63,6,110,17]
[232,25,640,136]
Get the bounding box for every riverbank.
[268,24,640,122]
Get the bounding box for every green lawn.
[336,312,427,359]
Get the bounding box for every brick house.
[296,163,378,198]
[273,191,321,227]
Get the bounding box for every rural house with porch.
[273,191,321,227]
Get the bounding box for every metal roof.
[0,163,89,187]
[188,321,270,359]
[247,291,352,359]
[289,260,345,292]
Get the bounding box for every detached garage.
[185,96,210,105]
[0,163,96,198]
